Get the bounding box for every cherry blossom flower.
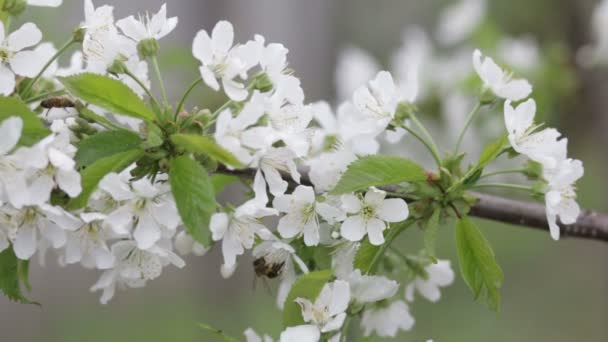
[473,49,532,101]
[543,158,584,240]
[405,259,455,302]
[210,172,276,274]
[345,269,399,304]
[360,300,415,337]
[504,99,567,169]
[273,185,344,246]
[279,325,321,342]
[63,212,115,269]
[353,71,403,134]
[192,20,257,101]
[116,4,178,43]
[90,240,185,304]
[295,279,351,334]
[100,172,180,250]
[340,188,409,245]
[0,22,44,95]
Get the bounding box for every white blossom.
[345,269,399,304]
[340,188,409,245]
[116,4,178,43]
[192,20,257,101]
[361,300,415,337]
[63,212,115,269]
[100,171,180,250]
[473,49,532,101]
[0,22,44,95]
[295,279,350,333]
[543,159,584,240]
[353,71,403,134]
[279,325,321,342]
[405,259,455,303]
[273,185,344,246]
[90,240,185,304]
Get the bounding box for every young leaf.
[330,155,426,194]
[75,130,142,169]
[59,73,156,121]
[171,133,243,168]
[68,149,143,210]
[477,134,509,169]
[210,174,240,194]
[424,209,441,259]
[455,216,504,311]
[282,270,333,327]
[0,248,36,304]
[169,156,216,247]
[0,96,50,146]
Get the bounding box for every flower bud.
[137,38,160,58]
[394,101,417,122]
[107,58,128,76]
[252,73,273,93]
[72,27,87,43]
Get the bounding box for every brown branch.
[217,166,608,243]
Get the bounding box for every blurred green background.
[1,0,607,341]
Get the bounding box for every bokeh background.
[2,0,608,341]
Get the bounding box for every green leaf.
[210,174,240,194]
[330,155,427,194]
[169,156,216,247]
[68,149,143,210]
[75,130,142,169]
[455,216,504,311]
[59,73,155,121]
[477,134,509,169]
[282,270,333,327]
[0,248,36,304]
[0,96,50,146]
[424,209,441,259]
[353,239,380,274]
[171,133,243,168]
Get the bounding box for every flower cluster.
[0,0,587,341]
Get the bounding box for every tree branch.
[217,166,608,243]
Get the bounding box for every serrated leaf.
[455,216,504,311]
[0,96,50,146]
[59,73,155,121]
[169,156,216,247]
[0,248,36,304]
[424,209,441,259]
[75,130,141,169]
[477,134,509,169]
[210,174,240,194]
[330,155,427,194]
[171,134,243,168]
[282,270,333,327]
[68,149,143,210]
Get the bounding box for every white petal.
[56,169,82,197]
[10,50,46,77]
[8,23,42,51]
[366,218,386,246]
[0,117,23,155]
[377,198,409,222]
[133,213,161,249]
[210,213,229,241]
[14,225,37,260]
[341,194,362,213]
[192,30,213,64]
[277,214,303,239]
[340,216,367,242]
[104,205,133,235]
[279,325,320,342]
[0,65,16,95]
[212,21,234,56]
[200,66,220,90]
[116,16,147,41]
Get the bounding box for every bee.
[253,257,285,279]
[40,97,75,109]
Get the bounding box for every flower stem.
[25,89,66,104]
[452,101,482,156]
[22,38,75,100]
[340,315,351,342]
[124,68,161,111]
[479,169,526,179]
[175,77,203,119]
[151,55,169,107]
[409,112,441,159]
[470,183,533,192]
[402,124,442,167]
